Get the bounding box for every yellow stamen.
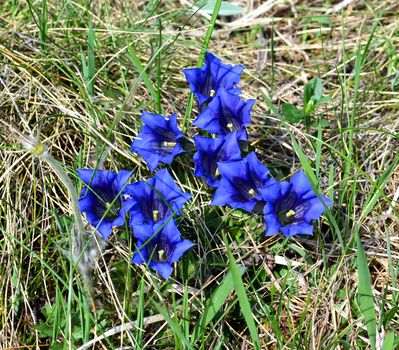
[32,143,45,156]
[248,188,255,196]
[227,123,234,131]
[163,141,176,147]
[153,210,159,222]
[210,89,216,97]
[158,249,165,261]
[215,168,220,176]
[286,209,296,218]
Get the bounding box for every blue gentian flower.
[132,219,194,279]
[130,111,185,172]
[260,170,332,236]
[78,169,133,239]
[126,168,192,230]
[192,88,255,141]
[193,132,242,187]
[211,152,275,212]
[183,52,244,108]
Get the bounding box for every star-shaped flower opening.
[183,52,244,108]
[193,132,242,188]
[126,168,192,231]
[260,170,332,236]
[132,220,194,280]
[211,152,275,212]
[192,88,255,141]
[130,111,185,172]
[78,169,133,239]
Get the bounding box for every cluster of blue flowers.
[185,52,332,236]
[78,167,193,279]
[77,52,332,280]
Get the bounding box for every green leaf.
[35,322,54,338]
[382,331,395,350]
[311,118,330,128]
[281,103,306,123]
[304,78,323,108]
[356,233,377,350]
[314,95,332,107]
[194,265,246,341]
[199,1,245,16]
[383,306,399,328]
[72,326,83,339]
[315,16,331,25]
[50,343,64,350]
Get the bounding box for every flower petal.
[264,202,281,236]
[281,222,314,236]
[151,262,174,280]
[290,171,313,197]
[96,220,114,240]
[170,239,195,263]
[303,195,332,222]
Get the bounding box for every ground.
[1,0,399,349]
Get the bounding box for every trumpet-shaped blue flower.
[130,111,185,172]
[193,132,242,187]
[126,168,192,231]
[183,52,244,108]
[192,88,255,141]
[132,220,194,279]
[78,169,133,239]
[211,152,275,212]
[260,170,332,236]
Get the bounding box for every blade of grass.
[86,20,95,96]
[134,274,145,347]
[153,302,194,350]
[193,265,246,342]
[40,0,47,51]
[225,239,260,350]
[356,232,377,350]
[382,331,394,350]
[128,45,161,113]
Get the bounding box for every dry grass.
[1,0,399,349]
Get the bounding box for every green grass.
[1,0,399,349]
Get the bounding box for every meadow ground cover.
[1,0,399,349]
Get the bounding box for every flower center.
[153,210,159,222]
[226,123,234,131]
[104,201,121,219]
[148,238,172,263]
[163,141,176,147]
[277,208,295,226]
[158,249,166,262]
[285,209,296,218]
[210,89,216,97]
